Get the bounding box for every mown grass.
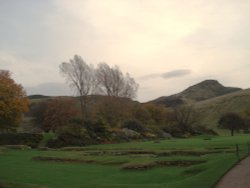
[0,134,249,188]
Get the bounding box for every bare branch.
[59,55,96,119]
[96,63,139,99]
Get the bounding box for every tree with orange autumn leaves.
[0,70,28,132]
[31,97,79,132]
[42,98,79,132]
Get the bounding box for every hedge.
[0,133,43,148]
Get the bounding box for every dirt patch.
[206,147,231,150]
[129,154,157,158]
[32,156,206,170]
[157,150,222,156]
[121,163,156,170]
[82,150,157,156]
[121,160,206,170]
[156,160,206,166]
[82,150,227,157]
[204,147,235,153]
[32,156,95,164]
[32,156,127,166]
[101,161,129,165]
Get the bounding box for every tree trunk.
[79,95,90,122]
[79,97,85,121]
[83,96,89,121]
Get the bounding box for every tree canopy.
[96,63,139,98]
[60,55,139,120]
[0,70,28,132]
[60,55,96,119]
[218,112,245,136]
[30,97,79,132]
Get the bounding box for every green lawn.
[0,135,249,188]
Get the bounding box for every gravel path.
[214,156,250,188]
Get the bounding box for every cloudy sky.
[1,0,250,102]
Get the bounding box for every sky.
[0,0,250,102]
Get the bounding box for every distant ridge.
[25,81,250,131]
[150,80,242,107]
[28,95,51,100]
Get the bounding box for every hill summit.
[151,80,242,107]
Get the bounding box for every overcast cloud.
[139,69,191,80]
[26,82,71,96]
[0,0,250,102]
[161,69,191,79]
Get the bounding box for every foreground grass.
[0,135,249,188]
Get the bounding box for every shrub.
[47,125,93,148]
[162,123,184,137]
[143,125,168,138]
[0,133,43,148]
[111,128,141,142]
[39,132,56,147]
[121,119,145,133]
[193,125,218,136]
[46,118,112,148]
[84,118,111,141]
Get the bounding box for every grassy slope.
[0,135,249,188]
[150,80,242,107]
[193,89,250,130]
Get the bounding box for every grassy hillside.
[148,80,249,133]
[194,88,250,130]
[151,80,241,108]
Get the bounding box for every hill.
[28,95,51,100]
[25,81,249,134]
[150,80,242,107]
[194,88,250,129]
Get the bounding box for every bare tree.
[96,63,139,99]
[59,55,96,119]
[218,112,245,136]
[170,105,198,133]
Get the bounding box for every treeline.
[26,97,168,147]
[25,95,219,148]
